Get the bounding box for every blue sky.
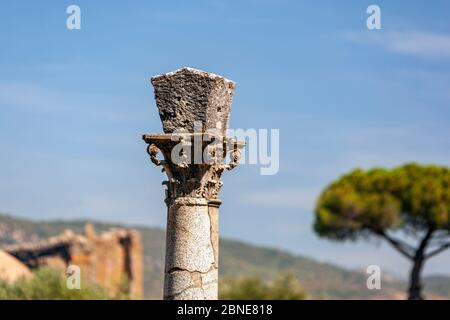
[1,0,450,276]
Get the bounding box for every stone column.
[143,68,244,300]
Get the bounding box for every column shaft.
[163,197,219,300]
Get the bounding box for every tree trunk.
[408,257,425,300]
[407,228,433,300]
[380,228,434,300]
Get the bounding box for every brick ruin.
[2,224,143,299]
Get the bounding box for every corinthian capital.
[143,133,244,202]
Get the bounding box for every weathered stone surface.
[143,134,244,202]
[0,249,32,283]
[165,198,214,273]
[201,268,218,299]
[174,286,206,300]
[151,67,236,136]
[3,225,143,299]
[208,205,220,268]
[162,198,220,300]
[163,267,218,300]
[144,68,243,300]
[129,230,144,298]
[164,270,193,298]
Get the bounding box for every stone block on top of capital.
[142,67,245,300]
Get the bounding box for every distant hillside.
[0,213,448,299]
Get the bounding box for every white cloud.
[345,30,450,58]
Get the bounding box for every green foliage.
[220,273,307,300]
[314,163,450,240]
[0,268,111,300]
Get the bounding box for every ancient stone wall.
[0,249,32,283]
[2,224,143,299]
